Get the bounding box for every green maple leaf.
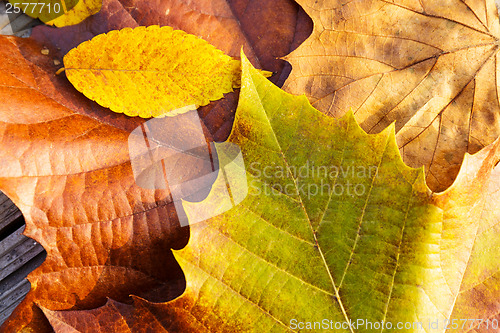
[41,53,500,332]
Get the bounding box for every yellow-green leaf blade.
[38,52,500,333]
[63,25,242,118]
[432,137,500,331]
[175,53,448,332]
[46,0,101,27]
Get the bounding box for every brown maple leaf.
[40,298,206,332]
[284,0,500,191]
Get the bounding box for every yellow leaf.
[8,0,101,27]
[63,25,245,118]
[46,0,101,27]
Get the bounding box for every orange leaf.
[0,34,209,332]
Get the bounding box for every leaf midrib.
[337,131,391,289]
[249,85,355,332]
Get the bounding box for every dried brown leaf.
[284,0,500,191]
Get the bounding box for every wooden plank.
[0,192,23,237]
[0,1,39,37]
[0,236,44,281]
[0,244,46,326]
[0,192,22,222]
[0,192,46,326]
[0,226,27,257]
[0,279,30,312]
[0,296,25,325]
[0,291,28,325]
[0,250,45,297]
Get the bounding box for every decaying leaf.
[40,297,209,332]
[2,24,500,331]
[0,33,220,332]
[30,0,313,139]
[63,25,248,118]
[44,53,498,333]
[8,0,101,27]
[3,0,499,331]
[284,0,500,192]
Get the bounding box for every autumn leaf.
[8,0,101,27]
[63,25,246,118]
[2,0,499,331]
[33,50,500,333]
[0,33,223,332]
[284,0,500,192]
[40,297,210,332]
[0,1,309,329]
[2,14,500,328]
[29,0,313,140]
[172,53,500,332]
[432,135,500,328]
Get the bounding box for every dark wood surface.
[0,191,45,326]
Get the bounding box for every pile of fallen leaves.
[0,0,499,332]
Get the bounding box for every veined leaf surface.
[42,53,500,332]
[63,26,243,118]
[176,53,500,332]
[284,0,500,192]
